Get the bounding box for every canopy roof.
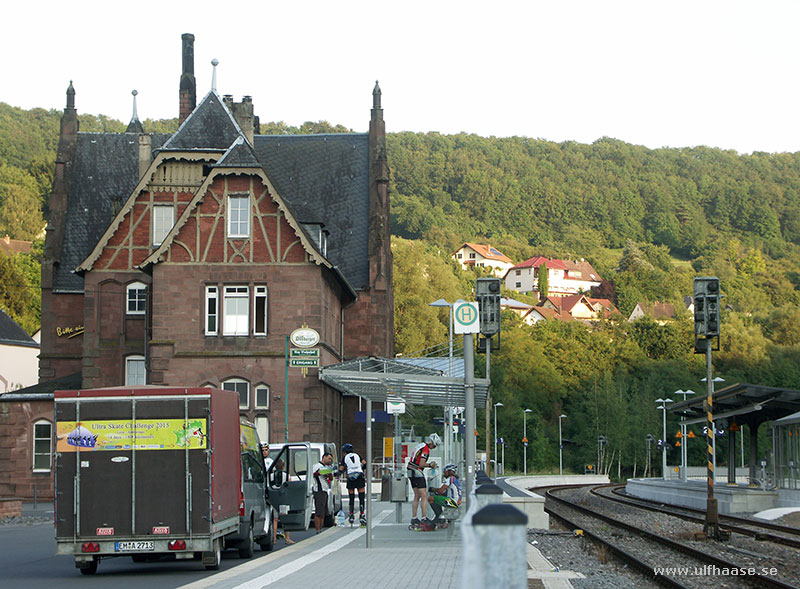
[669,382,800,425]
[319,356,489,407]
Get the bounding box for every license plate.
[115,541,155,552]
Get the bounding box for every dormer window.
[228,195,250,238]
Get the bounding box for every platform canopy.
[669,382,800,425]
[318,356,489,407]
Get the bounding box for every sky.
[4,1,800,154]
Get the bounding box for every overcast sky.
[4,1,800,154]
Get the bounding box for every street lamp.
[494,402,504,477]
[523,409,532,475]
[655,398,674,479]
[558,414,567,476]
[701,377,724,482]
[674,389,695,481]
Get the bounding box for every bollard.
[461,504,528,589]
[474,482,503,511]
[33,484,37,510]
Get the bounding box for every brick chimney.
[179,33,196,124]
[231,96,255,145]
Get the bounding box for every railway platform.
[178,499,581,589]
[626,477,781,514]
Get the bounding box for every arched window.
[126,355,146,385]
[33,420,52,472]
[126,282,147,315]
[255,384,270,409]
[222,378,250,409]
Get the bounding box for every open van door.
[266,442,313,531]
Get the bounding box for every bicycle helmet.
[444,464,457,474]
[428,433,441,448]
[342,443,353,453]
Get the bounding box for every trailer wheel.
[238,521,255,559]
[203,540,221,570]
[79,558,98,575]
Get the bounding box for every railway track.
[542,484,799,589]
[598,484,800,549]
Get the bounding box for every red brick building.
[14,33,394,501]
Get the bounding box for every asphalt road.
[0,520,318,589]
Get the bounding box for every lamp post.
[523,409,533,476]
[558,414,567,476]
[655,398,674,479]
[674,389,695,481]
[494,402,504,477]
[701,377,724,482]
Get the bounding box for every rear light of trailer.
[81,542,100,553]
[239,486,245,517]
[168,540,186,550]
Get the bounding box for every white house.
[0,310,39,393]
[628,302,676,324]
[452,243,514,276]
[504,256,602,299]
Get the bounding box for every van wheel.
[238,522,255,559]
[79,558,98,575]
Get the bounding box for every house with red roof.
[452,243,514,277]
[503,255,602,299]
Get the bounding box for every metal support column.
[464,333,476,506]
[366,397,373,548]
[703,344,720,539]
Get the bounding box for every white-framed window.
[515,270,521,276]
[469,252,476,259]
[457,253,462,259]
[126,355,146,385]
[33,420,52,472]
[152,205,175,246]
[205,286,218,335]
[255,384,270,409]
[223,286,249,336]
[223,378,250,409]
[254,286,268,335]
[255,416,269,445]
[515,282,522,288]
[228,195,250,238]
[126,282,147,315]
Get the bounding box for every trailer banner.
[56,419,208,452]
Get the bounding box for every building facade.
[38,34,393,456]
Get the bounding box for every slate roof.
[0,372,81,399]
[54,132,170,291]
[0,309,38,348]
[161,91,244,152]
[215,136,262,168]
[253,133,370,289]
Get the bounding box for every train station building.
[1,34,393,501]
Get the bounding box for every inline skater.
[406,433,440,530]
[340,443,367,527]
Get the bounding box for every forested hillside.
[2,104,799,480]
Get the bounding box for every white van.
[267,442,342,527]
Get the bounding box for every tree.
[537,264,548,300]
[0,164,43,239]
